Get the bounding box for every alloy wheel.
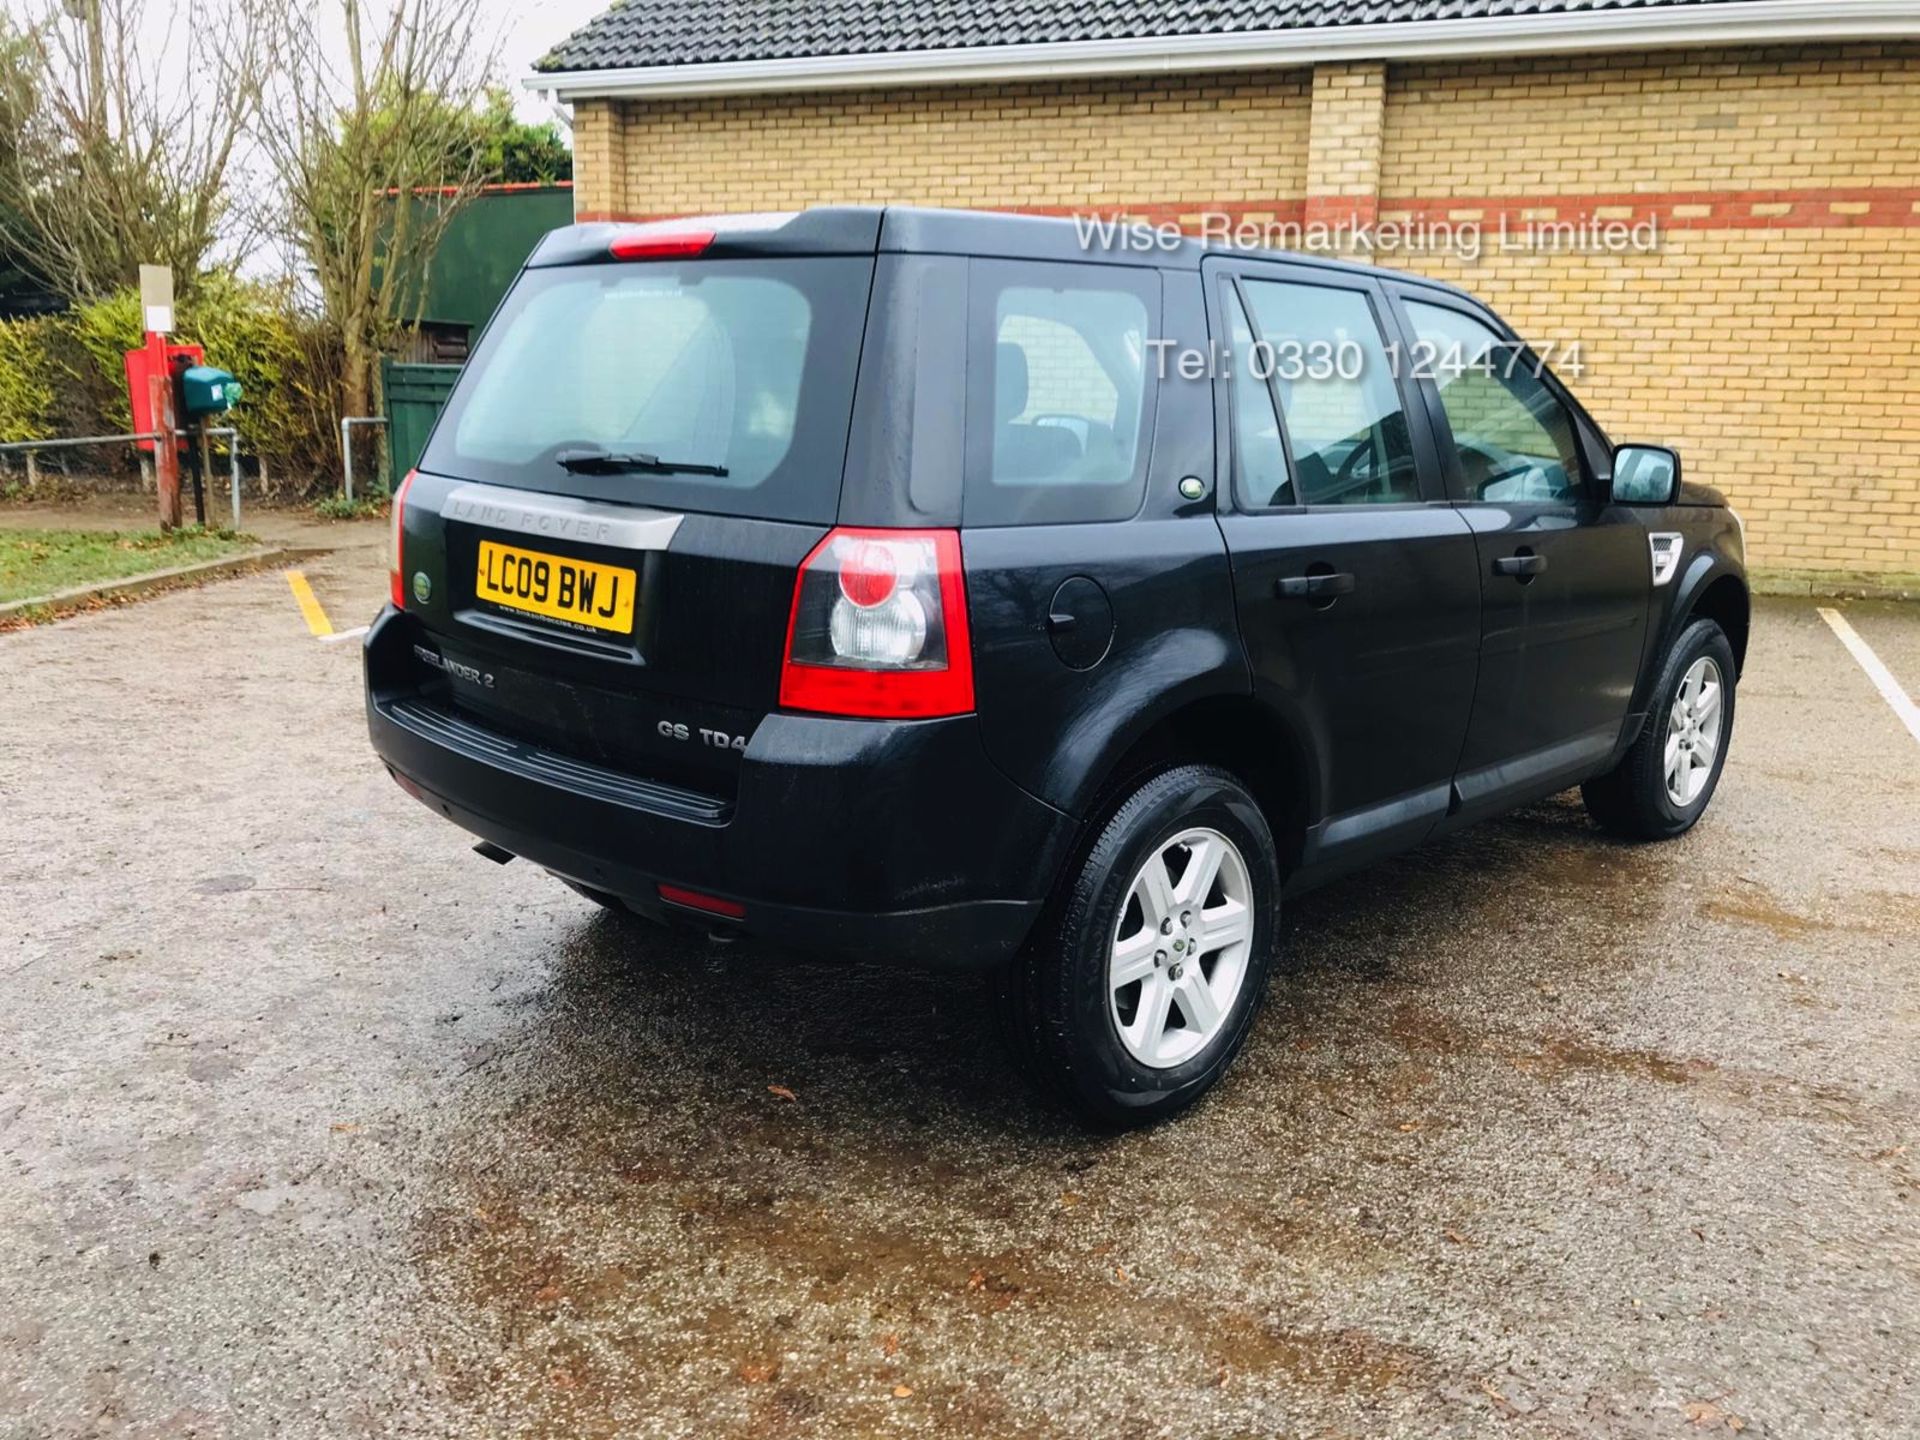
[1664,655,1725,807]
[1108,827,1254,1069]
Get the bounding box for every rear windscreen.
[420,256,873,523]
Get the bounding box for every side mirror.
[1610,444,1681,505]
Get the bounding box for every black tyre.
[1582,618,1737,840]
[996,765,1281,1129]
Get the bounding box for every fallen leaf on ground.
[329,1122,358,1134]
[892,1385,914,1398]
[1479,1378,1518,1419]
[1443,1228,1472,1246]
[967,1268,987,1290]
[881,1333,900,1357]
[1684,1399,1748,1430]
[532,1284,562,1305]
[767,1085,797,1101]
[738,1360,780,1383]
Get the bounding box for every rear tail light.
[779,527,974,719]
[389,469,416,609]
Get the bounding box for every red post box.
[123,333,204,453]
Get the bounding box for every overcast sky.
[110,0,613,126]
[476,0,611,122]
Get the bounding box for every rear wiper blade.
[555,449,729,478]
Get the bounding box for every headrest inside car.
[994,342,1028,421]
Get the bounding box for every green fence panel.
[383,360,461,485]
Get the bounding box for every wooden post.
[151,373,181,532]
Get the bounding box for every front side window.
[1404,300,1584,503]
[1239,278,1419,507]
[966,262,1157,526]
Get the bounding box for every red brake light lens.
[608,227,715,259]
[389,469,416,609]
[837,539,899,608]
[780,528,974,719]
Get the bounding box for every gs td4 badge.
[657,720,748,752]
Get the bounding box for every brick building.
[530,0,1920,578]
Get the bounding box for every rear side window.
[1224,284,1293,507]
[1239,277,1419,507]
[421,256,872,523]
[965,261,1159,526]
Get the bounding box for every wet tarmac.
[2,541,1917,1438]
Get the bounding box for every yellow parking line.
[286,570,333,637]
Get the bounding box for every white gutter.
[525,0,1920,101]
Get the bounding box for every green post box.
[179,365,242,418]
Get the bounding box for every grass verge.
[310,494,390,521]
[0,527,262,605]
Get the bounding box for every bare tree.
[256,0,498,446]
[0,0,270,299]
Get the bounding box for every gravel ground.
[2,542,1917,1439]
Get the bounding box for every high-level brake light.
[608,228,715,260]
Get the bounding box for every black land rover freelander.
[366,207,1748,1126]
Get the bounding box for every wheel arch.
[1072,693,1321,880]
[1686,570,1751,677]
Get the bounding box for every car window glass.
[1225,284,1292,507]
[1404,300,1584,503]
[454,271,808,488]
[427,256,871,523]
[1240,279,1418,507]
[990,285,1148,491]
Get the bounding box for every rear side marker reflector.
[658,883,745,919]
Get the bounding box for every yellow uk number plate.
[475,540,636,634]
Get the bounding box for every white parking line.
[317,625,369,646]
[1818,607,1920,748]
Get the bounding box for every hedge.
[0,276,344,488]
[0,316,58,443]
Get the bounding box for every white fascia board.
[525,0,1920,102]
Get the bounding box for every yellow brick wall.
[579,43,1920,575]
[569,99,625,219]
[1381,46,1920,196]
[1377,45,1920,575]
[585,72,1312,217]
[1307,61,1386,205]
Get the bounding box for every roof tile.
[538,0,1764,73]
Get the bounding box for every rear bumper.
[363,608,1068,969]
